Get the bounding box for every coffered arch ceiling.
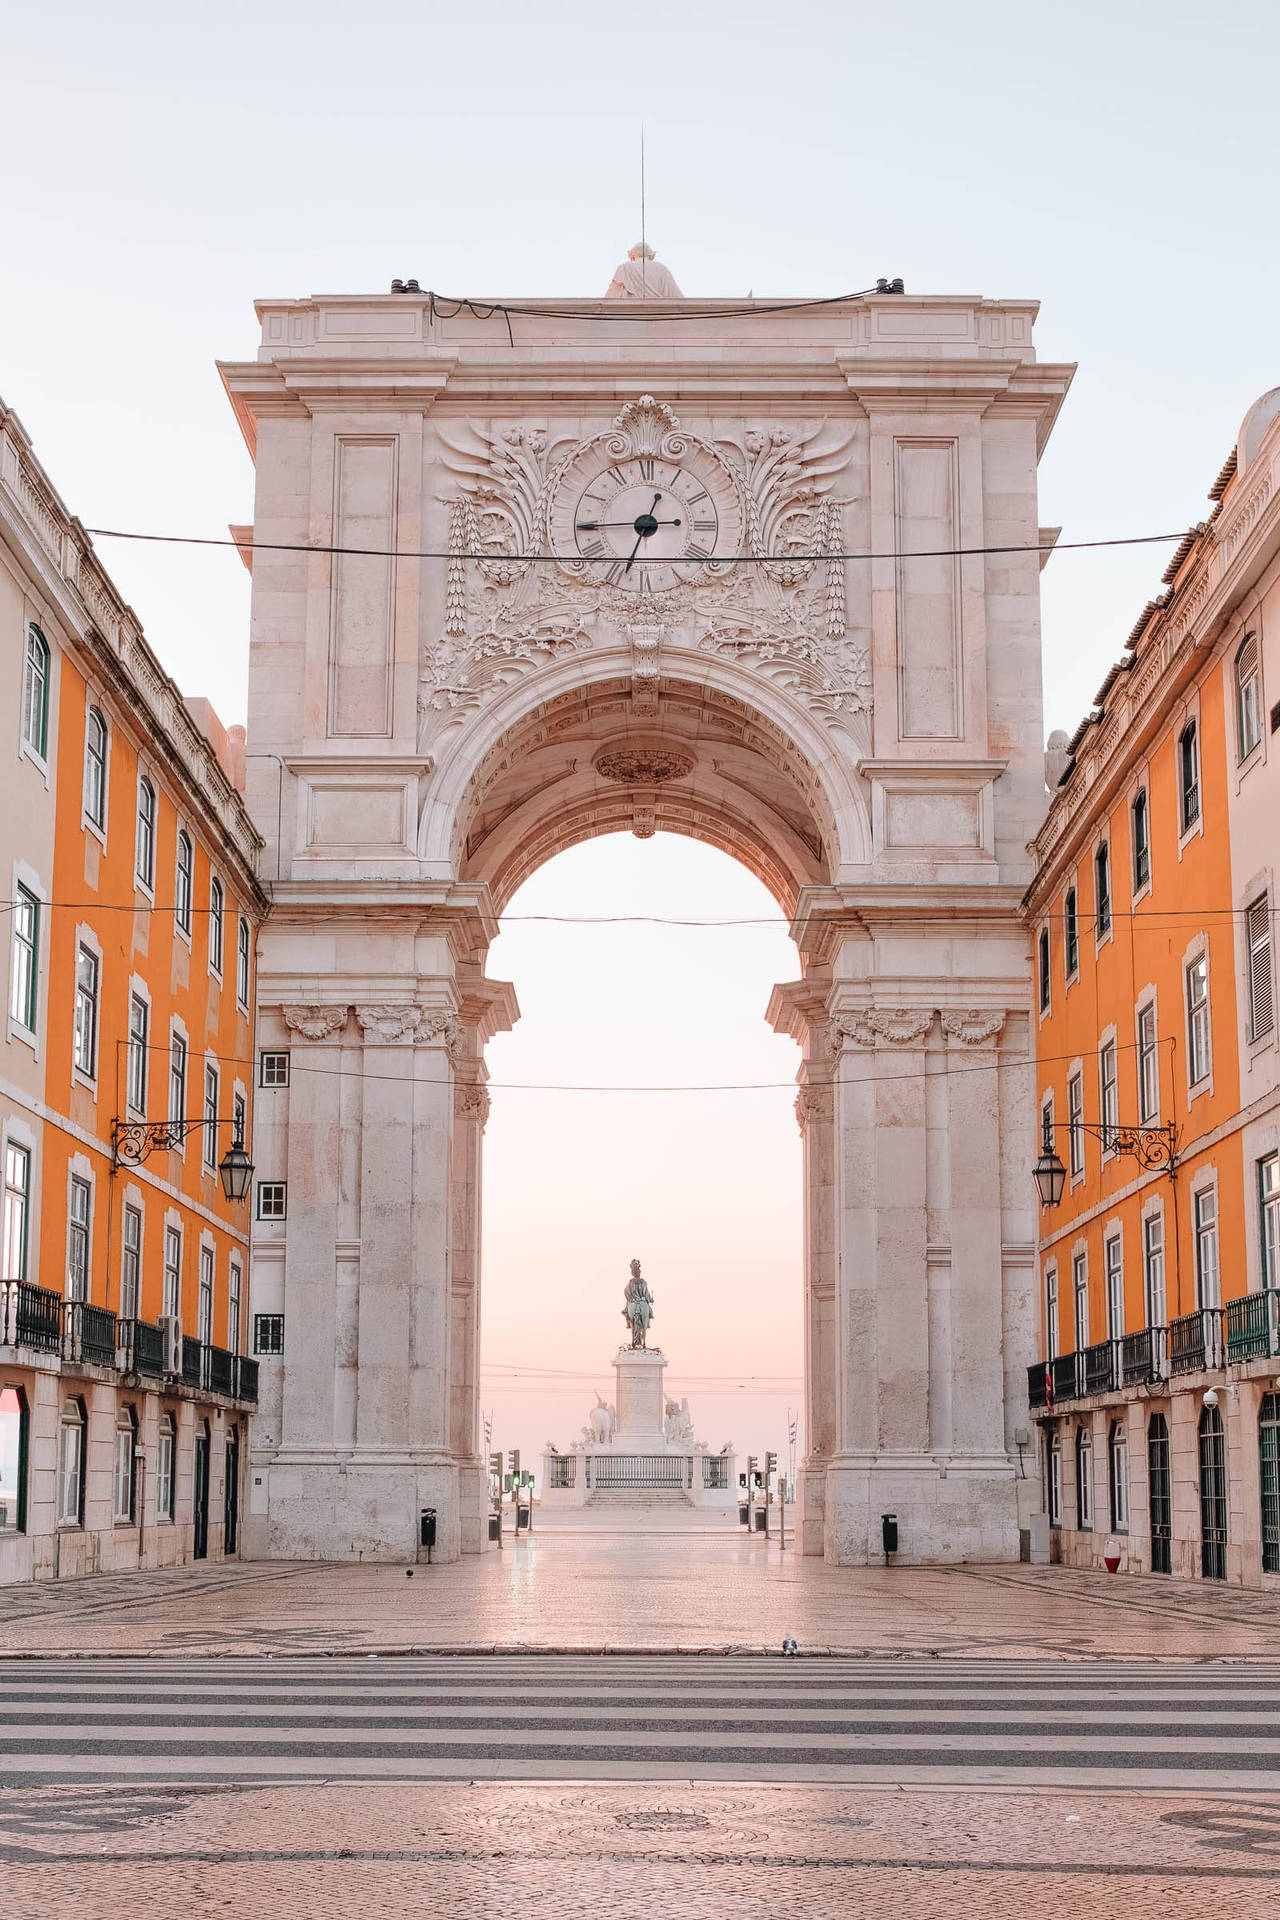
[449,675,842,918]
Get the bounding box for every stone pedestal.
[612,1346,667,1445]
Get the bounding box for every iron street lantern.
[1032,1147,1067,1210]
[218,1136,254,1203]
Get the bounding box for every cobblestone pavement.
[2,1529,1280,1658]
[4,1780,1280,1919]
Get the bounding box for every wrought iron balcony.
[117,1317,167,1378]
[1226,1291,1280,1365]
[63,1300,118,1368]
[1169,1305,1224,1375]
[207,1345,235,1397]
[1081,1339,1120,1396]
[0,1279,63,1353]
[1051,1354,1080,1405]
[236,1355,259,1404]
[181,1335,205,1388]
[1121,1325,1168,1386]
[1028,1362,1050,1409]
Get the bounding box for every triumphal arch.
[220,254,1074,1565]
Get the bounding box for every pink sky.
[479,833,805,1479]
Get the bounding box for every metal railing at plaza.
[0,1279,63,1353]
[585,1453,693,1490]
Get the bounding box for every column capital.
[455,1083,492,1129]
[281,1003,349,1042]
[419,1008,465,1059]
[794,1086,834,1134]
[354,1003,424,1044]
[939,1009,1007,1048]
[829,1006,935,1053]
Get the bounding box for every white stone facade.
[222,269,1074,1565]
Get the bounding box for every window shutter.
[1248,896,1274,1039]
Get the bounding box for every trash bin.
[516,1502,531,1530]
[754,1507,767,1532]
[738,1503,750,1526]
[488,1512,501,1544]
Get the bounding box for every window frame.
[197,1243,215,1346]
[120,1201,142,1321]
[135,773,157,894]
[1108,1419,1129,1533]
[1075,1426,1093,1530]
[168,1028,188,1131]
[208,873,225,979]
[162,1222,182,1320]
[1143,1209,1167,1328]
[1236,632,1262,763]
[155,1413,176,1522]
[1193,1183,1221,1309]
[202,1062,219,1171]
[1064,885,1079,980]
[174,829,194,940]
[21,624,51,763]
[1246,894,1274,1043]
[126,991,149,1116]
[256,1181,287,1222]
[9,883,39,1035]
[1067,1069,1085,1181]
[0,1384,30,1535]
[1098,1037,1119,1155]
[83,705,108,835]
[66,1172,91,1302]
[229,1258,243,1353]
[1072,1250,1089,1351]
[2,1140,32,1283]
[1178,720,1200,835]
[1094,840,1112,941]
[1037,926,1051,1016]
[1104,1230,1124,1339]
[1045,1265,1059,1358]
[1137,1000,1159,1125]
[73,941,100,1082]
[254,1312,285,1356]
[57,1397,86,1528]
[1262,1155,1280,1293]
[113,1406,137,1524]
[259,1050,290,1089]
[236,915,251,1012]
[1186,950,1211,1089]
[1131,785,1151,895]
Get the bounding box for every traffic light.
[488,1452,502,1478]
[765,1451,777,1481]
[507,1448,520,1478]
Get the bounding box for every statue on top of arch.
[605,242,684,301]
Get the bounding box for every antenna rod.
[640,125,647,296]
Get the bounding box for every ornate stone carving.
[592,744,695,786]
[940,1010,1007,1047]
[281,1004,348,1041]
[420,1009,465,1059]
[794,1086,834,1133]
[355,1004,423,1044]
[829,1008,935,1052]
[455,1084,492,1128]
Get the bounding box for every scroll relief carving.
[940,1010,1007,1047]
[428,396,869,736]
[281,1004,349,1041]
[794,1086,835,1133]
[829,1008,935,1053]
[419,1009,466,1060]
[455,1084,492,1128]
[354,1004,423,1044]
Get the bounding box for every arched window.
[1260,1392,1280,1575]
[1108,1419,1128,1531]
[1198,1402,1227,1579]
[1038,927,1051,1013]
[1075,1425,1093,1529]
[0,1385,29,1533]
[1236,633,1262,761]
[1094,842,1111,936]
[1148,1412,1171,1573]
[1179,721,1200,832]
[113,1405,137,1523]
[136,776,157,889]
[22,624,50,758]
[57,1396,86,1527]
[83,707,107,829]
[174,830,194,936]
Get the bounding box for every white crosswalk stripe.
[2,1657,1279,1789]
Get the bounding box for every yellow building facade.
[1026,386,1280,1585]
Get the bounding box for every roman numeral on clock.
[693,519,716,537]
[683,542,709,562]
[580,540,606,558]
[638,458,655,482]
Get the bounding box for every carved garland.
[281,1004,349,1042]
[829,1008,936,1053]
[940,1010,1007,1047]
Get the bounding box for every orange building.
[1025,387,1280,1586]
[1,398,267,1583]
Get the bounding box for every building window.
[22,625,50,758]
[1237,633,1262,761]
[66,1174,91,1302]
[162,1224,182,1319]
[1148,1413,1172,1573]
[203,1063,219,1170]
[0,1386,29,1533]
[208,875,224,978]
[155,1414,176,1521]
[259,1050,290,1089]
[229,1260,242,1353]
[73,945,99,1078]
[1137,1002,1159,1124]
[1108,1420,1128,1532]
[1094,842,1111,937]
[9,885,39,1032]
[256,1181,287,1222]
[1047,1427,1062,1527]
[1045,1266,1059,1358]
[1262,1156,1280,1292]
[1040,1094,1054,1156]
[1131,787,1150,892]
[198,1245,214,1345]
[1143,1213,1166,1327]
[1199,1403,1227,1580]
[174,830,194,937]
[1099,1040,1118,1152]
[135,776,156,890]
[1075,1427,1093,1529]
[58,1398,86,1526]
[1038,927,1050,1014]
[1194,1186,1220,1308]
[1186,954,1210,1086]
[1072,1251,1088,1350]
[1064,887,1079,978]
[120,1203,142,1320]
[1261,1393,1280,1575]
[127,993,149,1114]
[2,1142,31,1281]
[233,1094,247,1162]
[1246,895,1274,1042]
[83,707,108,830]
[254,1313,284,1355]
[1179,721,1200,832]
[1104,1232,1123,1339]
[1067,1070,1085,1179]
[169,1031,187,1128]
[236,916,251,1011]
[113,1407,137,1523]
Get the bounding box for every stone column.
[940,1011,1011,1464]
[279,1004,350,1454]
[795,1077,836,1557]
[450,1075,490,1554]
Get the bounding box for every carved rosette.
[794,1086,835,1134]
[940,1010,1007,1047]
[281,1004,349,1042]
[593,744,695,786]
[355,1004,423,1044]
[455,1084,492,1129]
[829,1008,935,1053]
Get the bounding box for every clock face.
[553,452,740,594]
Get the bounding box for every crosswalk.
[1,1656,1278,1789]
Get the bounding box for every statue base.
[540,1343,736,1512]
[611,1344,668,1447]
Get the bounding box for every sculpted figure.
[664,1396,695,1446]
[605,242,683,301]
[587,1393,615,1444]
[622,1258,655,1349]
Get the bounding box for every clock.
[549,436,741,595]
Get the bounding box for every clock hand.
[624,494,665,573]
[576,519,683,531]
[624,528,645,573]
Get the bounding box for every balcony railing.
[236,1355,259,1404]
[1226,1291,1280,1365]
[63,1300,118,1368]
[207,1345,235,1397]
[1121,1325,1168,1386]
[1028,1362,1050,1409]
[0,1279,63,1353]
[117,1318,167,1378]
[181,1335,205,1388]
[1170,1305,1224,1375]
[1051,1354,1080,1405]
[1082,1339,1120,1396]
